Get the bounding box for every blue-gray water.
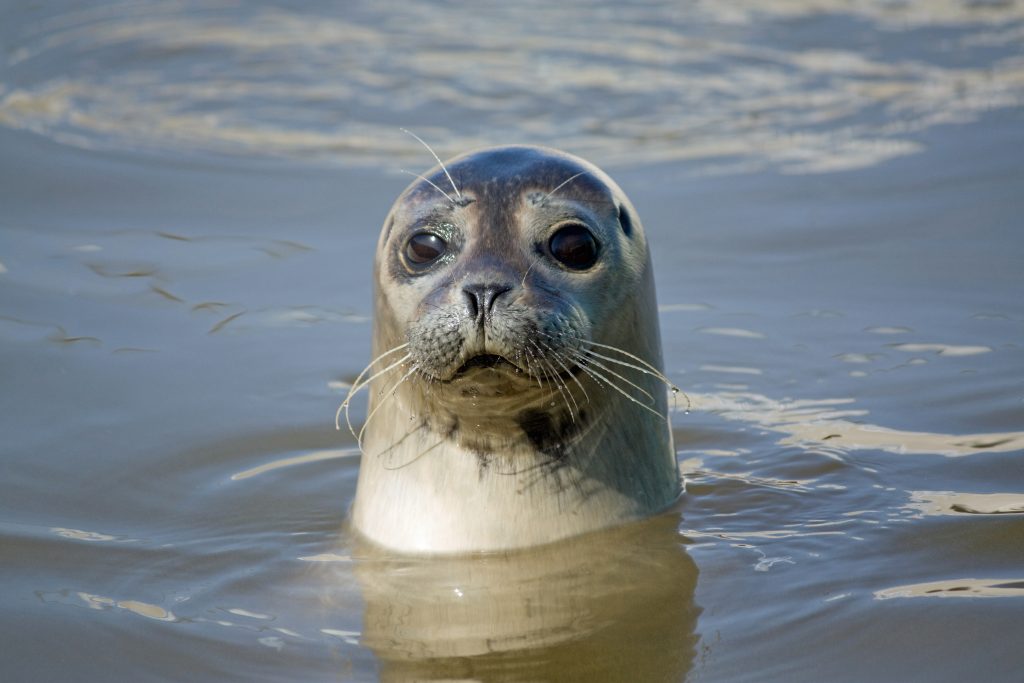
[2,2,1023,681]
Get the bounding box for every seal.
[346,145,680,553]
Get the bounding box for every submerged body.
[351,145,679,553]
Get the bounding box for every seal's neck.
[351,377,679,554]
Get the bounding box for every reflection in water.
[906,491,1024,516]
[50,527,120,542]
[687,391,1024,457]
[38,589,178,621]
[876,578,1024,600]
[231,447,359,481]
[889,342,992,357]
[341,515,699,682]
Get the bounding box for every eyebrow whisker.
[540,171,587,205]
[400,128,464,203]
[400,169,457,205]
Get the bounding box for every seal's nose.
[463,283,512,326]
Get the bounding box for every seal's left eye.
[405,232,447,265]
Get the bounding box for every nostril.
[481,285,511,315]
[463,288,479,321]
[463,283,512,324]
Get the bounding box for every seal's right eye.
[405,232,447,266]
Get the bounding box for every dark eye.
[405,232,447,266]
[548,224,599,270]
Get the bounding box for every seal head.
[352,145,679,553]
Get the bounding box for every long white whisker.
[546,335,692,416]
[543,343,592,407]
[357,364,421,452]
[530,341,578,422]
[576,339,677,388]
[568,350,655,404]
[674,385,692,414]
[521,255,540,288]
[575,346,674,387]
[345,353,413,438]
[577,339,691,413]
[344,344,410,402]
[400,128,463,202]
[526,345,563,406]
[399,169,456,204]
[540,171,587,205]
[335,345,410,431]
[536,341,587,415]
[520,343,544,390]
[572,358,667,420]
[338,352,411,437]
[549,359,580,423]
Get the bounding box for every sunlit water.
[2,1,1023,681]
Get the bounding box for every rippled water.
[2,1,1023,681]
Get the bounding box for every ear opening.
[617,203,634,237]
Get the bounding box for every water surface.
[2,1,1023,681]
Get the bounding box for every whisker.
[574,346,672,386]
[530,341,578,423]
[521,255,540,288]
[534,335,592,407]
[550,360,580,423]
[344,354,414,439]
[527,345,564,406]
[339,352,411,438]
[569,350,656,404]
[536,340,588,414]
[572,357,667,421]
[577,339,692,414]
[674,386,692,414]
[335,344,410,433]
[400,169,456,205]
[577,339,677,388]
[520,342,544,390]
[357,364,421,452]
[400,128,463,203]
[344,344,410,401]
[532,339,589,413]
[540,171,587,205]
[566,335,692,411]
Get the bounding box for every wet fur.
[351,145,679,553]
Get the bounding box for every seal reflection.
[353,513,700,682]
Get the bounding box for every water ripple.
[876,577,1024,600]
[1,0,1022,173]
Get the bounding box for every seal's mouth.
[450,353,584,382]
[454,353,519,376]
